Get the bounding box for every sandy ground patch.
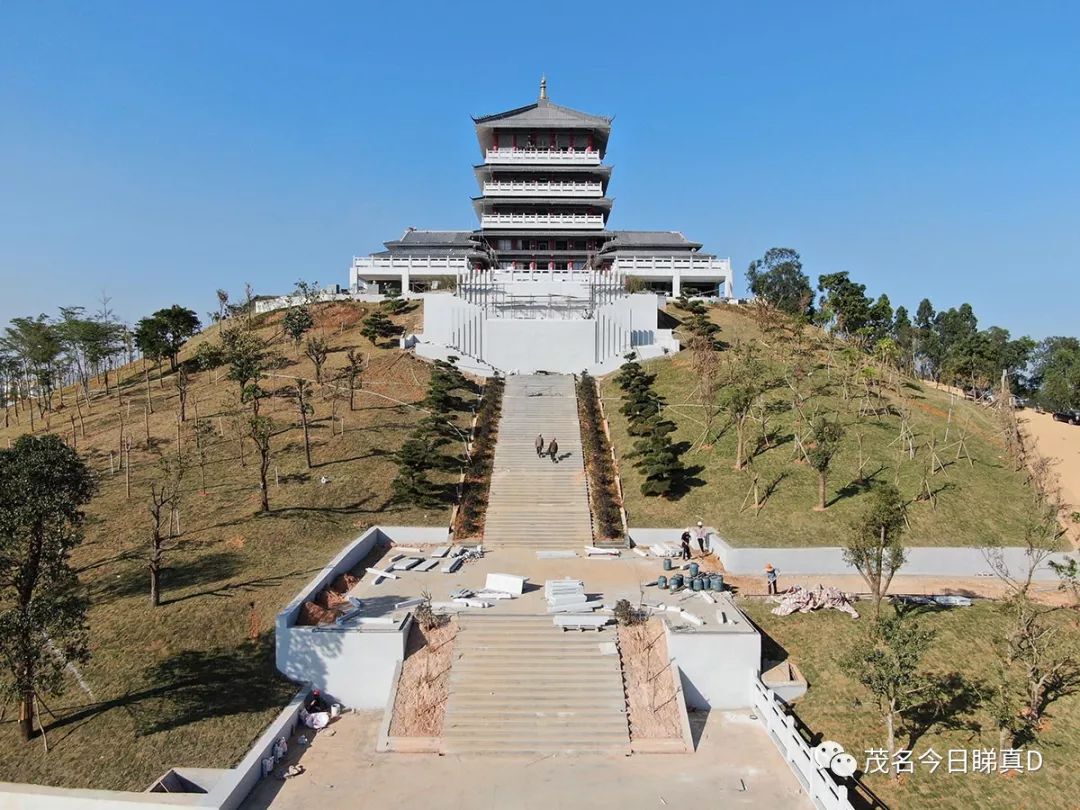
[1018,409,1080,547]
[243,709,812,810]
[618,617,682,740]
[388,618,457,737]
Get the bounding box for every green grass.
[0,301,454,790]
[739,598,1080,810]
[602,306,1042,547]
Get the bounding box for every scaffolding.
[455,268,628,320]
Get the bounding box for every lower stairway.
[442,614,630,755]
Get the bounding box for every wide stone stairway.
[442,614,630,755]
[483,374,593,549]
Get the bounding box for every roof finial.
[539,74,547,100]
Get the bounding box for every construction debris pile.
[545,579,610,630]
[770,585,860,620]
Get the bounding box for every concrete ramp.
[482,375,593,548]
[442,614,630,755]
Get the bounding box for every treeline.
[746,247,1079,409]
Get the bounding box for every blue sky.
[1,1,1077,339]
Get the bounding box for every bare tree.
[304,336,329,384]
[148,457,185,606]
[289,378,315,468]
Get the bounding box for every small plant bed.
[388,613,457,738]
[576,371,624,542]
[618,615,684,742]
[453,375,504,539]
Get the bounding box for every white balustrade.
[483,180,603,197]
[485,148,601,165]
[351,256,470,274]
[481,212,605,229]
[612,255,732,277]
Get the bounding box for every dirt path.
[1019,410,1080,547]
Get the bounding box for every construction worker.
[680,530,692,560]
[765,563,778,595]
[548,437,559,463]
[535,433,544,457]
[693,520,708,554]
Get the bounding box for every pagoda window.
[555,240,567,251]
[574,134,588,149]
[538,241,548,250]
[556,133,570,150]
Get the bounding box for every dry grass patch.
[603,305,1042,548]
[389,619,457,737]
[0,301,457,789]
[618,618,682,740]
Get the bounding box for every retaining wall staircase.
[442,614,630,755]
[483,374,593,549]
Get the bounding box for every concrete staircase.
[442,614,630,755]
[483,374,593,549]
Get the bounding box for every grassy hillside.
[602,305,1043,547]
[741,598,1080,810]
[0,301,453,790]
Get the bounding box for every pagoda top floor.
[473,80,612,160]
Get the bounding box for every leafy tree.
[718,346,768,469]
[392,432,446,508]
[3,315,63,412]
[806,415,845,510]
[282,306,314,347]
[222,326,268,395]
[1029,337,1080,410]
[630,416,684,498]
[842,483,907,616]
[745,247,813,316]
[891,305,915,371]
[248,415,274,512]
[193,340,225,371]
[382,293,409,315]
[817,272,872,338]
[866,294,894,345]
[0,435,96,741]
[360,310,401,347]
[841,610,937,760]
[55,307,125,395]
[134,306,200,372]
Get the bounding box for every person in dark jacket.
[548,437,559,463]
[680,530,692,561]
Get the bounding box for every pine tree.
[631,416,683,497]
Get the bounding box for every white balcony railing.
[485,148,601,166]
[483,180,603,197]
[481,212,605,230]
[351,255,470,276]
[611,255,732,277]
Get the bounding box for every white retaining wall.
[663,595,762,710]
[751,679,854,810]
[274,526,447,709]
[629,528,1076,581]
[416,291,675,375]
